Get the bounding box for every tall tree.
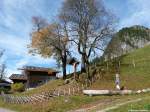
[0,50,6,80]
[29,17,70,79]
[0,64,6,79]
[60,0,115,73]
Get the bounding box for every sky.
[0,0,150,77]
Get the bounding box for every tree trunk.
[81,55,86,73]
[62,62,66,79]
[62,50,67,80]
[73,62,78,80]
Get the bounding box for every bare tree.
[28,17,70,79]
[0,64,6,79]
[59,0,115,73]
[0,50,6,80]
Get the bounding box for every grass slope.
[91,45,150,90]
[12,79,64,96]
[0,45,149,112]
[108,95,150,112]
[16,45,150,95]
[1,93,150,112]
[0,95,110,112]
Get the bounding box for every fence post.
[53,89,57,96]
[69,87,71,95]
[78,86,80,93]
[82,84,84,90]
[57,89,60,96]
[63,89,66,96]
[132,59,135,68]
[9,95,13,103]
[73,88,75,95]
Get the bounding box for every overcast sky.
[0,0,150,77]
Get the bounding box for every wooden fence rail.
[0,84,85,104]
[0,75,97,104]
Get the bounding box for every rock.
[146,88,150,92]
[83,90,134,96]
[120,90,133,95]
[83,90,110,95]
[64,79,70,84]
[136,90,141,94]
[142,89,147,93]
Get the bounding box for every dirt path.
[68,98,121,112]
[0,108,16,112]
[68,98,144,112]
[97,98,142,112]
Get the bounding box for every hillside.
[104,25,150,59]
[108,95,150,112]
[91,44,150,90]
[19,44,150,96]
[0,45,150,112]
[22,44,150,95]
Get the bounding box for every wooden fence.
[0,70,100,104]
[0,83,85,104]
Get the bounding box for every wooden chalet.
[0,79,11,89]
[10,66,58,88]
[9,74,27,84]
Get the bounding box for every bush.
[11,83,25,92]
[79,73,87,84]
[0,87,10,94]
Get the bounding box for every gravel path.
[0,108,16,112]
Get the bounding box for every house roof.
[0,83,11,87]
[18,66,58,73]
[0,79,11,84]
[9,74,27,81]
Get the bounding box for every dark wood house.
[0,79,11,89]
[9,74,27,84]
[10,66,58,88]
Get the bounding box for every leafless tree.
[0,64,6,79]
[59,0,115,73]
[0,50,6,80]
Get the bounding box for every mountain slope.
[91,44,150,90]
[0,46,149,112]
[104,25,150,59]
[24,45,150,93]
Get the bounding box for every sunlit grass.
[91,45,150,90]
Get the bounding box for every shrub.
[0,87,10,94]
[11,83,25,92]
[79,73,87,84]
[145,104,150,110]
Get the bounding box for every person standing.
[115,73,120,90]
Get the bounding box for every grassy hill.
[22,79,64,95]
[0,45,149,112]
[91,44,150,90]
[13,44,149,96]
[21,44,150,94]
[13,44,149,97]
[108,95,150,112]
